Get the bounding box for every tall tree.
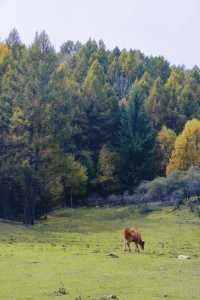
[163,68,186,132]
[50,152,88,207]
[118,86,156,189]
[167,119,200,175]
[156,126,176,175]
[83,59,118,155]
[145,77,165,130]
[96,144,118,194]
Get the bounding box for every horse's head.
[140,240,145,250]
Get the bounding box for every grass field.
[0,206,200,300]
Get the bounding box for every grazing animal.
[123,227,145,252]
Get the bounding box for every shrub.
[134,166,200,208]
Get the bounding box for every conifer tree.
[118,86,156,189]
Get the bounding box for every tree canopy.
[0,30,200,222]
[167,119,200,175]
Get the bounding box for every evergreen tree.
[0,31,200,220]
[118,86,156,189]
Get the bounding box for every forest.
[0,29,200,224]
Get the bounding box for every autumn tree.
[96,144,118,194]
[166,119,200,175]
[50,152,88,207]
[145,77,165,130]
[157,126,176,175]
[163,68,186,132]
[180,67,200,120]
[1,31,200,220]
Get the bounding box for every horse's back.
[123,227,141,242]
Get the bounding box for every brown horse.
[123,227,145,252]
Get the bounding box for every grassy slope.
[0,207,199,300]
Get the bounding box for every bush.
[134,166,200,208]
[139,204,153,214]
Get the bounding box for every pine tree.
[118,86,156,189]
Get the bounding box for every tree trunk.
[70,187,73,208]
[23,170,35,225]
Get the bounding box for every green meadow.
[0,206,200,300]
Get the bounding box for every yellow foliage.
[98,144,115,182]
[10,107,29,143]
[11,107,29,129]
[157,126,176,173]
[166,119,200,175]
[0,43,10,65]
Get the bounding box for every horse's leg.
[123,239,127,252]
[135,243,140,253]
[127,241,131,252]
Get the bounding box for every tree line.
[0,29,200,223]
